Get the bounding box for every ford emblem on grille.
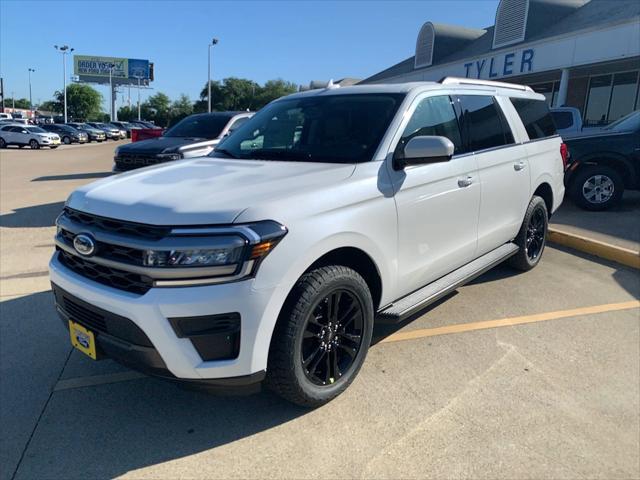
[73,233,96,257]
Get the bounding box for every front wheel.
[509,195,548,271]
[62,136,71,145]
[569,165,623,211]
[266,265,374,407]
[29,139,39,149]
[0,137,6,148]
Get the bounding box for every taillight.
[560,143,569,170]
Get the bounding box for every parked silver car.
[0,124,61,149]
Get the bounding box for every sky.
[0,0,499,110]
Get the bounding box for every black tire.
[29,139,39,149]
[509,196,548,271]
[50,146,58,149]
[62,136,71,145]
[266,265,374,407]
[0,138,6,148]
[569,165,624,211]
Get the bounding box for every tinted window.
[227,116,250,132]
[165,115,232,139]
[459,95,514,151]
[550,111,573,130]
[511,98,557,139]
[0,126,12,131]
[26,127,46,133]
[213,94,404,163]
[398,95,463,154]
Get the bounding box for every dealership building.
[363,0,640,126]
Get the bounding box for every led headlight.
[143,246,244,267]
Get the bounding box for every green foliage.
[5,98,31,109]
[37,100,60,114]
[54,84,102,121]
[168,94,194,126]
[198,77,298,112]
[117,105,137,122]
[140,92,171,127]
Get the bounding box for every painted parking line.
[380,300,640,344]
[51,301,639,392]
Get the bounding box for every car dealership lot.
[1,144,638,479]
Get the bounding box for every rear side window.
[399,95,463,154]
[458,95,514,151]
[511,98,557,139]
[550,111,573,130]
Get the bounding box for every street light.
[106,62,116,121]
[28,68,35,111]
[134,75,142,121]
[208,37,219,113]
[54,45,74,122]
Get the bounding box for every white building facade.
[363,0,640,126]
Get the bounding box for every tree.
[117,105,137,122]
[5,98,31,109]
[169,94,193,126]
[37,100,60,114]
[54,84,102,121]
[257,79,298,107]
[141,92,171,126]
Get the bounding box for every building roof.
[362,0,640,83]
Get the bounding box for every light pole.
[136,76,142,121]
[28,68,35,111]
[11,91,15,109]
[54,45,74,122]
[208,37,219,113]
[107,62,116,121]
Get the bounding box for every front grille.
[58,249,153,295]
[53,283,153,347]
[115,153,167,171]
[64,208,170,239]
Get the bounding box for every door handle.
[514,161,526,171]
[457,176,473,188]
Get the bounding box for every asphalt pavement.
[1,141,638,480]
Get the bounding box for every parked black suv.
[564,111,640,210]
[113,111,252,171]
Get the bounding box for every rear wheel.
[0,138,6,148]
[509,195,548,271]
[29,139,39,149]
[266,266,374,407]
[569,165,624,211]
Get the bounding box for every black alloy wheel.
[525,207,545,262]
[301,289,364,386]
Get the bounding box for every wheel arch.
[568,154,636,189]
[532,182,553,217]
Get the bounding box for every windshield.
[212,93,404,163]
[27,127,47,133]
[164,115,230,138]
[604,111,640,132]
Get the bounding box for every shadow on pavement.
[32,172,113,182]
[1,291,306,480]
[0,201,65,228]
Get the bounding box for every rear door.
[456,95,531,255]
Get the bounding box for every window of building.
[511,98,557,139]
[584,75,612,126]
[415,23,435,69]
[608,71,639,122]
[398,95,463,154]
[531,82,559,106]
[459,95,515,151]
[493,0,529,48]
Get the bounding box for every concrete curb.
[548,227,640,270]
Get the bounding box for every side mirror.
[394,135,455,169]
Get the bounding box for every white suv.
[49,78,566,406]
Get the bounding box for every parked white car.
[0,124,61,149]
[50,78,565,406]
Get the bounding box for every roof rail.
[439,76,533,92]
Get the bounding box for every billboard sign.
[73,55,151,85]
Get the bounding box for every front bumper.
[49,252,278,384]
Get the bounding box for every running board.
[377,243,519,324]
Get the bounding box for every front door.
[387,94,480,298]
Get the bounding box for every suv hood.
[67,157,356,225]
[117,136,207,154]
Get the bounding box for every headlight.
[143,236,245,268]
[156,153,182,161]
